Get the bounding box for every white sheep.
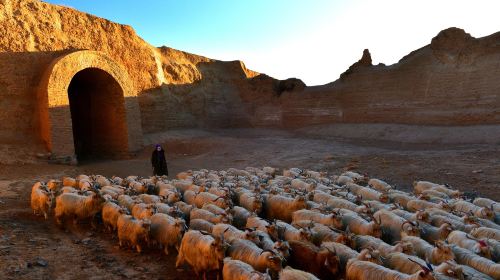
[150,213,187,255]
[222,258,271,280]
[31,182,54,219]
[116,214,151,253]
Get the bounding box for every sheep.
[150,213,187,255]
[418,222,453,244]
[406,200,450,213]
[347,183,389,203]
[100,185,124,199]
[276,220,312,242]
[116,214,151,253]
[95,175,111,187]
[473,198,500,212]
[388,191,417,209]
[336,175,355,185]
[322,242,382,274]
[232,206,253,229]
[246,217,279,240]
[251,230,290,260]
[202,203,230,216]
[102,201,127,232]
[363,200,399,212]
[473,216,500,231]
[446,231,491,259]
[368,178,393,192]
[153,203,183,218]
[131,203,156,220]
[353,235,415,257]
[190,219,215,233]
[174,201,195,220]
[374,209,420,244]
[190,208,232,224]
[290,178,315,192]
[486,239,500,263]
[292,209,343,229]
[193,191,232,209]
[264,194,307,223]
[212,223,259,243]
[60,186,79,194]
[227,239,282,274]
[301,222,354,247]
[238,192,263,214]
[346,259,436,280]
[176,230,228,280]
[470,227,500,241]
[137,194,162,204]
[414,181,461,198]
[339,210,382,238]
[54,191,105,225]
[47,179,62,193]
[391,209,430,224]
[31,182,54,219]
[62,177,78,187]
[382,252,432,275]
[342,171,367,182]
[278,266,320,280]
[287,240,340,279]
[222,258,271,280]
[451,245,500,279]
[117,194,137,212]
[401,237,454,265]
[129,181,148,194]
[451,200,494,220]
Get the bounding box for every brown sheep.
[227,239,282,274]
[292,209,343,229]
[176,230,228,280]
[102,201,127,232]
[31,182,54,219]
[264,194,307,223]
[222,258,271,280]
[150,213,187,255]
[287,240,340,279]
[54,191,105,225]
[116,214,151,253]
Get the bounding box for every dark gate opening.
[68,68,128,160]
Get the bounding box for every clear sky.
[44,0,500,85]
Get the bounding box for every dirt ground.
[1,128,499,279]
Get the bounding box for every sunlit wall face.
[46,0,500,85]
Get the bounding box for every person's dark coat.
[151,147,168,176]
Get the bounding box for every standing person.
[151,144,168,176]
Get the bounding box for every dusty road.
[1,128,499,279]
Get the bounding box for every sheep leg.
[43,212,48,220]
[175,254,184,270]
[164,246,169,256]
[136,244,142,253]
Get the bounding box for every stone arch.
[38,50,143,161]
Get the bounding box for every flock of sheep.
[30,167,500,280]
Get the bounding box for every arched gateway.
[38,50,143,162]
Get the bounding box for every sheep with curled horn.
[446,231,492,259]
[322,242,382,275]
[451,200,495,221]
[373,210,420,243]
[401,237,454,265]
[418,221,453,245]
[346,258,436,280]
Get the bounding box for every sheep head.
[260,250,282,272]
[273,241,290,259]
[416,210,430,223]
[433,241,454,263]
[320,246,340,275]
[401,221,420,237]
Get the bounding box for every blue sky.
[44,0,500,85]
